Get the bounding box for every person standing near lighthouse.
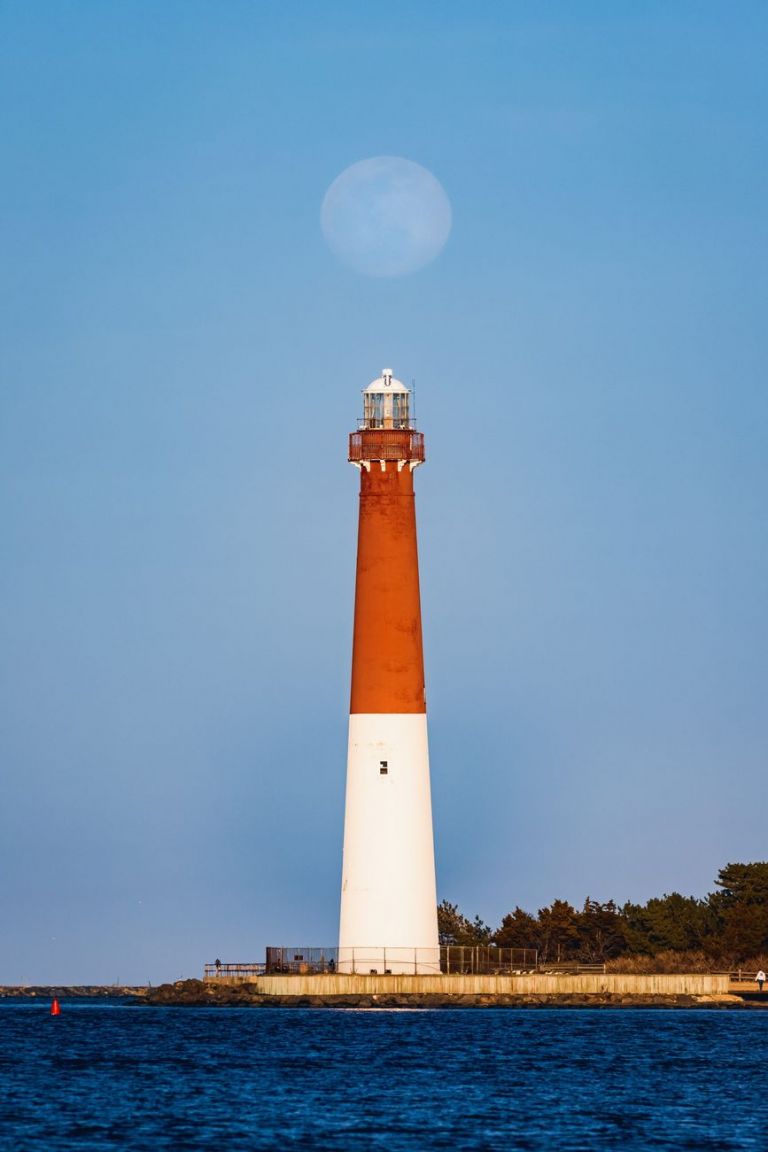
[338,370,439,975]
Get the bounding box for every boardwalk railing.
[205,946,540,979]
[266,948,339,975]
[537,962,607,975]
[203,959,755,982]
[204,963,265,979]
[443,946,539,974]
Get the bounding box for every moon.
[321,156,452,278]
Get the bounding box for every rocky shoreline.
[0,986,146,999]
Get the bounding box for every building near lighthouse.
[338,369,439,974]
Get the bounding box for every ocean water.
[0,1003,765,1150]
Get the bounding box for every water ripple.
[0,1004,765,1150]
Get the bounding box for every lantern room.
[362,369,412,430]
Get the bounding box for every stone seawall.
[205,972,730,998]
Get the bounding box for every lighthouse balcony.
[348,428,425,465]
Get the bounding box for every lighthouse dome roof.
[364,368,408,393]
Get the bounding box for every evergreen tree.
[493,907,540,950]
[537,900,580,963]
[437,901,490,946]
[579,899,627,961]
[714,862,768,906]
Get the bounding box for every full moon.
[321,156,452,277]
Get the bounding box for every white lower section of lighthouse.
[338,714,440,974]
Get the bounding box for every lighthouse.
[339,369,439,974]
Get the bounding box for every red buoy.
[50,998,61,1016]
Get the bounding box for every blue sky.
[1,1,766,984]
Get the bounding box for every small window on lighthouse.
[380,761,388,774]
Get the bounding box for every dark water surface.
[0,1002,765,1150]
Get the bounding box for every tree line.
[438,862,768,970]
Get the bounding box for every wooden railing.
[537,963,607,974]
[204,963,265,979]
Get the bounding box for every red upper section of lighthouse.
[348,371,427,715]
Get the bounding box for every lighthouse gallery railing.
[348,429,425,463]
